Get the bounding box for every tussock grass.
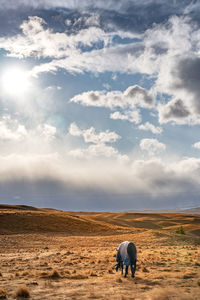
[90,272,98,277]
[0,288,7,299]
[142,266,149,273]
[49,269,61,279]
[183,273,196,279]
[16,286,30,298]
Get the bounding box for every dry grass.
[0,207,199,299]
[147,288,177,300]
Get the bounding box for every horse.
[115,241,137,278]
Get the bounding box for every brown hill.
[0,207,128,235]
[72,211,200,237]
[0,205,200,237]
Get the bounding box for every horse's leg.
[131,260,137,278]
[120,262,123,275]
[124,265,128,277]
[131,265,134,277]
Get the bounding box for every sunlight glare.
[2,67,30,96]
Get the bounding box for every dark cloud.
[171,57,200,113]
[0,179,199,211]
[162,99,191,120]
[0,0,197,37]
[125,85,154,106]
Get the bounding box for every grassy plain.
[0,205,200,299]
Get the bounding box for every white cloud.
[0,16,109,59]
[138,122,162,134]
[70,85,154,109]
[36,124,56,141]
[110,110,141,124]
[68,123,128,162]
[1,152,200,202]
[70,86,154,124]
[73,13,100,27]
[0,115,27,142]
[69,143,129,163]
[140,138,166,156]
[0,115,56,146]
[31,42,145,76]
[69,122,120,144]
[69,122,82,137]
[192,142,200,150]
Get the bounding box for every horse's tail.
[127,242,137,265]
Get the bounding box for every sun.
[1,67,30,96]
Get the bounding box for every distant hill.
[0,205,128,235]
[127,207,200,215]
[180,207,200,215]
[0,204,200,237]
[0,204,39,210]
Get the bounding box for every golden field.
[0,205,200,299]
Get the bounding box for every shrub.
[176,226,185,234]
[16,286,30,298]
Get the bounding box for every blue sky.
[0,0,200,211]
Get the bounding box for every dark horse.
[116,241,137,278]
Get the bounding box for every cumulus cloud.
[0,16,109,59]
[0,115,27,142]
[147,16,200,124]
[110,110,141,124]
[36,124,56,141]
[170,57,200,114]
[70,86,154,124]
[69,122,120,144]
[140,138,166,156]
[68,123,127,162]
[138,122,162,134]
[31,42,145,76]
[69,144,129,163]
[1,153,200,209]
[0,114,56,147]
[70,85,154,110]
[158,98,192,124]
[192,141,200,150]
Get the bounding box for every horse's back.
[127,242,137,264]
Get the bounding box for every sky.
[0,0,200,211]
